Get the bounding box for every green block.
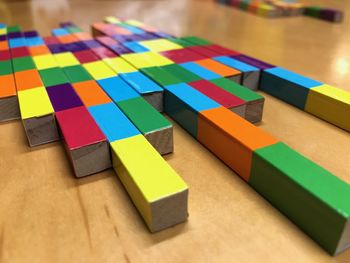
[210,78,263,102]
[66,26,82,33]
[250,142,350,255]
[0,60,13,75]
[7,25,20,33]
[304,6,322,18]
[161,64,201,83]
[12,56,36,72]
[180,36,212,46]
[167,37,196,47]
[39,67,69,87]
[63,65,93,83]
[117,97,172,134]
[141,67,181,86]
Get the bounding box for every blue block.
[88,102,140,142]
[25,36,45,47]
[120,71,163,94]
[52,28,70,36]
[98,76,140,102]
[0,24,6,29]
[9,37,26,48]
[122,41,149,53]
[164,83,220,137]
[260,67,323,110]
[180,62,221,80]
[214,56,258,72]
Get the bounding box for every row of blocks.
[91,17,350,254]
[1,18,350,255]
[217,0,344,22]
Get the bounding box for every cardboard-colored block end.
[335,219,350,255]
[242,71,260,91]
[245,99,264,123]
[69,141,111,178]
[230,104,246,119]
[227,74,242,85]
[149,189,189,233]
[0,95,20,122]
[23,114,60,147]
[142,91,163,112]
[145,126,173,155]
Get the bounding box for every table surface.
[1,0,350,262]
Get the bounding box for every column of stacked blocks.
[0,25,20,122]
[90,17,350,254]
[6,26,59,146]
[34,26,188,232]
[92,20,265,124]
[51,25,174,155]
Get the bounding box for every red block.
[206,44,240,56]
[10,47,30,58]
[73,50,100,64]
[160,48,206,63]
[188,45,220,58]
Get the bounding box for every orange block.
[195,59,241,78]
[198,106,279,181]
[57,35,77,44]
[14,69,43,91]
[73,32,92,41]
[0,41,9,51]
[0,74,17,97]
[28,46,50,56]
[72,80,112,107]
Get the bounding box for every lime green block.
[7,25,20,33]
[160,64,201,83]
[63,65,93,83]
[39,67,69,87]
[12,56,36,72]
[250,142,350,255]
[141,67,181,86]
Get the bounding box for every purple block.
[110,44,132,55]
[82,40,101,49]
[8,32,22,39]
[232,54,275,70]
[139,32,159,40]
[152,31,173,38]
[64,42,87,52]
[320,9,343,22]
[60,22,75,28]
[0,35,6,41]
[23,31,39,38]
[48,44,67,54]
[112,35,129,43]
[47,83,84,112]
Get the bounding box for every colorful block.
[33,54,58,70]
[83,61,116,80]
[54,52,80,67]
[72,80,112,107]
[39,67,69,87]
[180,62,221,80]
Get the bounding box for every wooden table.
[0,0,350,262]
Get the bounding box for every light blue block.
[119,24,145,34]
[9,38,26,48]
[214,56,258,72]
[52,28,70,36]
[120,71,163,94]
[123,41,149,53]
[25,36,45,47]
[98,76,140,102]
[180,62,221,80]
[88,102,140,142]
[264,67,322,88]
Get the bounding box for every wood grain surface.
[1,0,350,262]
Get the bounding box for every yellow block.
[305,84,350,132]
[138,39,183,52]
[18,86,54,119]
[103,57,136,74]
[124,19,144,27]
[83,61,116,80]
[0,28,6,36]
[111,134,188,232]
[122,52,173,69]
[33,54,58,70]
[54,52,80,67]
[104,16,121,24]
